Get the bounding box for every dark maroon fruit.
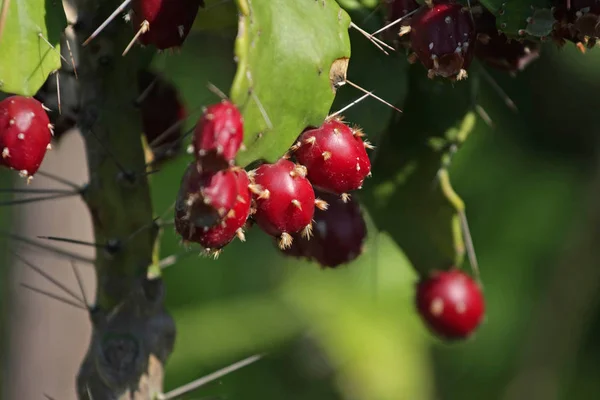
[137,69,186,160]
[175,168,251,256]
[132,0,204,50]
[382,0,420,47]
[292,117,372,199]
[409,3,476,80]
[250,158,324,249]
[193,100,244,172]
[0,96,53,178]
[416,269,485,339]
[174,162,238,232]
[473,9,540,73]
[280,190,367,268]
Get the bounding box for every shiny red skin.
[132,0,203,49]
[0,96,52,176]
[416,269,485,339]
[193,100,244,171]
[177,168,251,250]
[175,163,238,231]
[280,190,367,268]
[294,118,371,195]
[410,3,475,78]
[252,159,315,237]
[382,0,420,45]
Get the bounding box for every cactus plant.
[3,0,600,398]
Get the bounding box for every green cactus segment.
[495,1,555,39]
[0,0,67,96]
[231,0,352,166]
[361,64,478,275]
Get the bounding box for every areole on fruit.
[0,96,53,179]
[174,162,239,233]
[292,116,372,201]
[249,158,326,249]
[415,269,485,339]
[409,2,476,80]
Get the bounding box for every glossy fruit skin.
[281,190,367,268]
[174,163,239,232]
[176,168,251,250]
[132,0,204,50]
[137,69,186,159]
[252,159,316,238]
[193,100,244,171]
[0,96,52,177]
[293,118,371,195]
[410,3,475,79]
[416,269,485,339]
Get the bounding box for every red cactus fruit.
[175,168,251,256]
[292,117,372,200]
[473,9,540,73]
[250,158,326,249]
[137,69,186,160]
[174,163,239,232]
[409,3,476,80]
[0,96,53,178]
[193,100,244,171]
[553,1,600,48]
[416,269,485,340]
[280,190,367,268]
[131,0,204,50]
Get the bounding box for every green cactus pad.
[231,0,352,166]
[495,0,554,39]
[0,0,66,96]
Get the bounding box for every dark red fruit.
[175,168,251,256]
[553,1,600,48]
[0,96,53,178]
[174,162,238,231]
[292,117,372,198]
[132,0,204,50]
[473,10,540,73]
[250,158,323,249]
[409,3,476,80]
[193,100,244,171]
[382,0,420,47]
[280,190,367,268]
[416,269,485,339]
[137,69,186,160]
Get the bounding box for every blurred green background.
[4,1,600,399]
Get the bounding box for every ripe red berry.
[409,3,475,80]
[280,190,367,268]
[0,96,53,178]
[132,0,204,50]
[416,269,485,339]
[175,168,251,256]
[292,117,372,199]
[250,158,324,249]
[137,70,186,160]
[174,162,239,231]
[382,0,420,46]
[193,100,244,171]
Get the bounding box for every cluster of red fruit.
[384,0,541,80]
[0,96,53,180]
[173,101,372,266]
